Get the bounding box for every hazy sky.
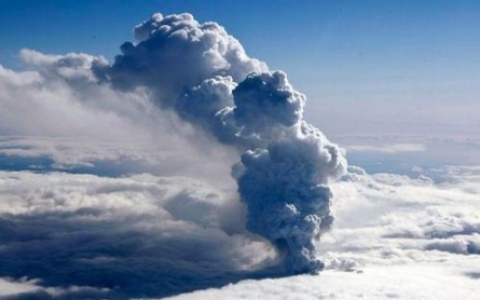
[1,0,479,136]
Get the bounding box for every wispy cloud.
[346,143,426,153]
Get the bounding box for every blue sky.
[1,0,479,136]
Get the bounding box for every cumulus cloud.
[317,168,480,270]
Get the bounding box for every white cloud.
[346,143,426,153]
[0,60,147,139]
[0,278,39,297]
[159,167,480,299]
[163,264,479,300]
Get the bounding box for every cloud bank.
[0,171,276,299]
[1,166,478,299]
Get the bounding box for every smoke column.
[94,12,347,274]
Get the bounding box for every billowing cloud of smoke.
[94,12,267,108]
[97,12,347,274]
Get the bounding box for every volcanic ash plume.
[229,73,347,273]
[95,12,347,274]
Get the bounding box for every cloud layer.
[0,171,278,299]
[1,166,478,299]
[163,166,480,299]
